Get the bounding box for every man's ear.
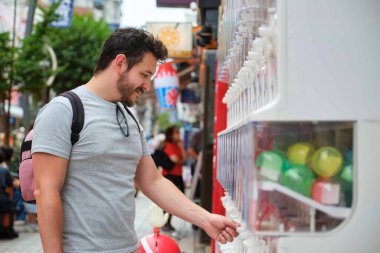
[114,54,128,73]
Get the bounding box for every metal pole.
[12,0,17,45]
[21,0,37,131]
[3,0,18,146]
[200,49,217,245]
[25,0,37,37]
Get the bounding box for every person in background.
[161,125,187,232]
[11,176,26,226]
[0,146,13,169]
[0,146,26,226]
[187,127,204,231]
[0,150,18,239]
[187,127,203,201]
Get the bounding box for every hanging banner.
[50,0,74,28]
[146,22,192,58]
[154,63,179,109]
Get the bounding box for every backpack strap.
[60,91,85,145]
[122,103,141,132]
[19,135,32,163]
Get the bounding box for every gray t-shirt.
[32,85,150,253]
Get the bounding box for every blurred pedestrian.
[0,150,18,239]
[0,146,13,169]
[161,125,187,231]
[11,176,26,225]
[0,146,27,227]
[187,127,203,200]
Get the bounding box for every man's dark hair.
[94,27,168,74]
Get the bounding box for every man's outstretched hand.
[201,213,240,244]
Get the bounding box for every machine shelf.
[259,180,351,219]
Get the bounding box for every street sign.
[147,22,193,58]
[50,0,74,28]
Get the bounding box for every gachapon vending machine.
[215,0,380,252]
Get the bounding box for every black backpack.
[19,90,140,203]
[19,91,85,203]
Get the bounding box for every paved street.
[0,193,208,253]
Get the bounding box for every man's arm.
[33,153,68,253]
[135,156,239,244]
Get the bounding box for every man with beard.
[32,28,239,253]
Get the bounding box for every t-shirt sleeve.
[140,131,151,157]
[31,98,73,160]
